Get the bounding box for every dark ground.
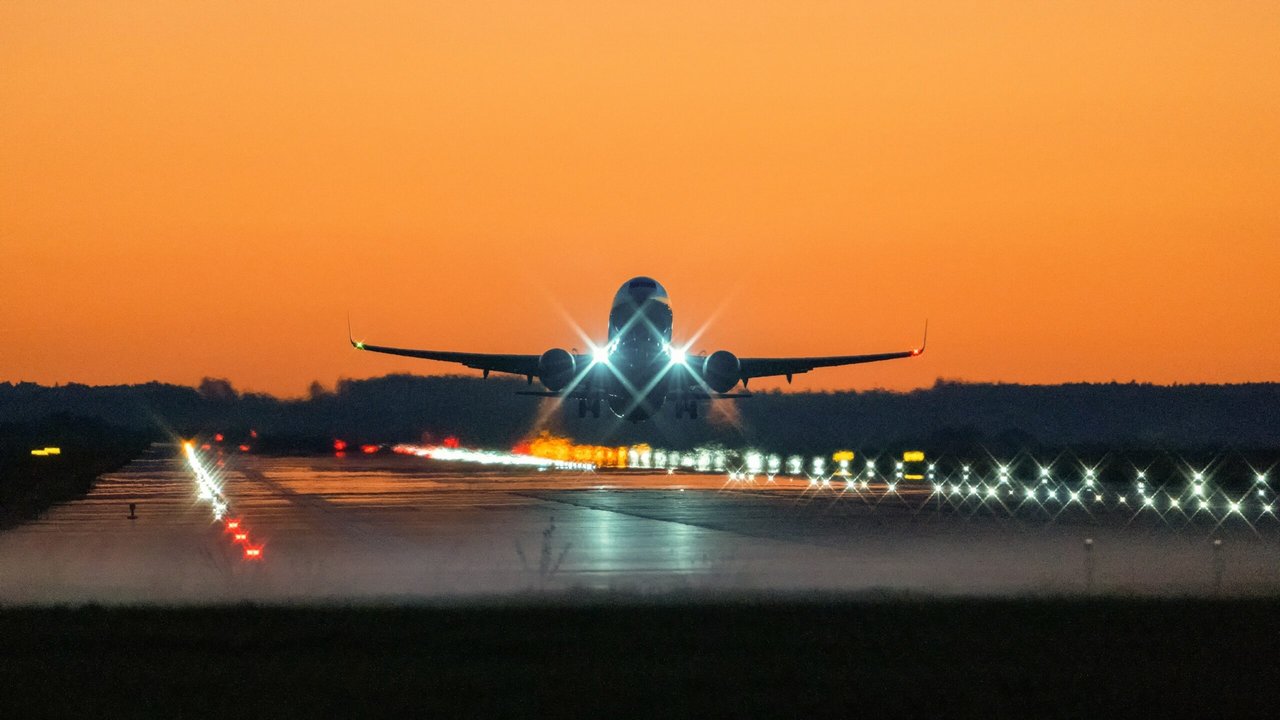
[3,598,1279,718]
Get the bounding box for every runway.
[2,446,1279,603]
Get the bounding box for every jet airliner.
[351,276,925,422]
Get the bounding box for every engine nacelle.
[702,350,741,393]
[538,348,576,392]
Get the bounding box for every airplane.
[351,276,926,422]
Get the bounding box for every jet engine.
[702,350,741,393]
[538,348,576,392]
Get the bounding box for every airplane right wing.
[737,322,927,383]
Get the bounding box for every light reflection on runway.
[1,450,1278,604]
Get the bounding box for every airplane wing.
[350,330,544,379]
[737,322,927,384]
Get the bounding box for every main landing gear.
[577,397,602,419]
[674,399,698,419]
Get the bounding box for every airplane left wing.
[350,338,542,379]
[737,323,927,383]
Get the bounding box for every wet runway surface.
[3,448,1280,603]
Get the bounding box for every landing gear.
[674,399,698,419]
[578,397,603,419]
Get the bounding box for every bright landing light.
[592,344,610,364]
[668,344,687,365]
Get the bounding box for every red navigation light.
[443,436,460,448]
[361,444,379,455]
[244,546,262,559]
[233,532,249,542]
[333,439,348,452]
[215,434,224,442]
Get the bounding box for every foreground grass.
[3,598,1278,718]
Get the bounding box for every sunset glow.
[3,2,1277,394]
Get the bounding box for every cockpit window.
[629,279,657,289]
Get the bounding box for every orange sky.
[2,2,1278,396]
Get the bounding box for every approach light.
[1169,498,1180,509]
[1199,500,1209,510]
[1025,488,1035,499]
[1143,496,1154,507]
[1257,474,1268,484]
[1069,491,1080,502]
[886,483,897,493]
[1229,501,1241,514]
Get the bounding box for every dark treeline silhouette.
[1,376,1276,455]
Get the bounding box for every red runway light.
[225,519,241,530]
[244,546,262,559]
[215,434,224,442]
[361,444,379,455]
[443,436,460,448]
[233,532,249,542]
[201,443,212,450]
[333,439,347,452]
[239,444,251,452]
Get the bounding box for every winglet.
[911,320,928,356]
[348,314,365,351]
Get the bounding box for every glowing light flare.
[244,546,263,559]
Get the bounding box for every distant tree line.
[1,375,1276,455]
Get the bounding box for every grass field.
[3,597,1278,718]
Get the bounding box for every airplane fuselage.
[598,276,678,421]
